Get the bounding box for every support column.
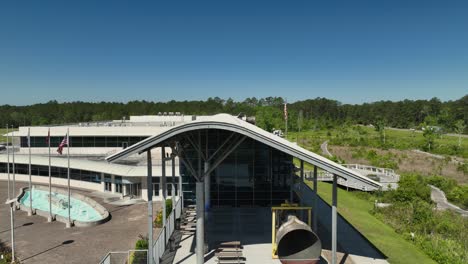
[204,162,210,212]
[161,147,167,229]
[332,174,338,264]
[196,131,205,264]
[179,168,184,208]
[100,173,105,192]
[196,181,205,264]
[147,151,154,264]
[300,160,304,220]
[111,175,116,194]
[313,166,318,233]
[172,155,176,206]
[289,165,294,203]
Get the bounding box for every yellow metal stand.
[271,203,312,258]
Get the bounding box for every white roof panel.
[106,114,381,188]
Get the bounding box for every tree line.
[0,95,466,133]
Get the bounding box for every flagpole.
[12,127,16,201]
[6,124,10,199]
[67,128,71,228]
[28,127,33,216]
[48,128,53,222]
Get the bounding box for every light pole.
[5,198,16,263]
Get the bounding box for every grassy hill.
[311,181,437,264]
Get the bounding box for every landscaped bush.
[130,235,148,264]
[153,199,173,228]
[0,240,19,264]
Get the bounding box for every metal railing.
[99,250,148,264]
[99,196,182,264]
[342,164,396,176]
[152,196,182,264]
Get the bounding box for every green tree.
[374,119,386,145]
[421,123,439,151]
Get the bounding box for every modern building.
[0,114,215,201]
[105,113,382,264]
[1,113,384,264]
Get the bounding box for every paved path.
[0,181,161,264]
[430,185,468,217]
[321,141,333,157]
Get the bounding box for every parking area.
[0,180,160,264]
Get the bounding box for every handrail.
[99,196,182,264]
[98,250,148,264]
[152,196,182,264]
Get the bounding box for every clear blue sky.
[1,0,467,105]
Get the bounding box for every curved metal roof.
[106,114,381,189]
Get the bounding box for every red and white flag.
[57,134,68,155]
[284,103,288,121]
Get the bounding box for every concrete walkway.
[430,185,468,217]
[321,141,333,157]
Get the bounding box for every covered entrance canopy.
[106,114,381,264]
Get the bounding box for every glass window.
[106,137,118,147]
[95,137,106,147]
[83,137,95,147]
[71,137,83,147]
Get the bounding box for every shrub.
[153,199,174,228]
[135,234,148,250]
[131,234,148,264]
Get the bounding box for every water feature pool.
[20,187,104,222]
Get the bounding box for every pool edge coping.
[16,185,111,227]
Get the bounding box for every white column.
[123,184,128,196]
[111,175,116,193]
[100,173,105,192]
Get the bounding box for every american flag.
[284,103,288,121]
[57,134,68,155]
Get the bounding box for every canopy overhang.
[106,114,381,189]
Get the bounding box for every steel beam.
[196,181,205,264]
[185,133,206,161]
[147,151,154,264]
[202,135,246,178]
[313,165,318,233]
[206,132,235,162]
[204,161,210,214]
[161,147,167,230]
[172,155,176,207]
[300,160,304,220]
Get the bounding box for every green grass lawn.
[308,181,436,264]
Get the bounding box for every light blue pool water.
[20,188,103,222]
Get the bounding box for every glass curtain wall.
[180,129,293,207]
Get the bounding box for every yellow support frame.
[271,205,312,258]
